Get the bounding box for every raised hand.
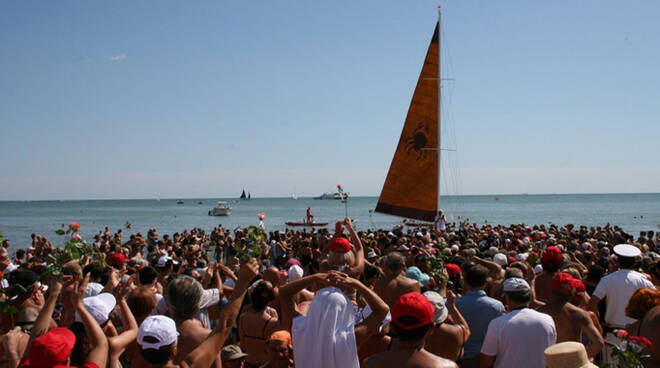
[237,258,259,284]
[72,273,90,307]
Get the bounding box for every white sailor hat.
[613,244,641,258]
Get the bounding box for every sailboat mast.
[437,6,442,213]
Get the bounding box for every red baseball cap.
[542,246,563,264]
[572,278,586,293]
[108,253,128,266]
[445,263,462,277]
[24,328,76,368]
[329,237,351,253]
[391,292,434,330]
[552,272,575,293]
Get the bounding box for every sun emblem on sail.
[404,122,429,160]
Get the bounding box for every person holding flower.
[625,287,660,367]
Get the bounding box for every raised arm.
[446,290,471,343]
[184,259,259,368]
[73,274,109,368]
[278,273,327,331]
[344,218,365,277]
[473,256,503,280]
[23,275,65,357]
[330,273,389,349]
[109,279,138,364]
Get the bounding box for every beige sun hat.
[544,341,597,368]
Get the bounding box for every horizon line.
[2,191,659,202]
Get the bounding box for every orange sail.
[375,23,439,222]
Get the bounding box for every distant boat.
[240,189,247,200]
[495,197,500,201]
[208,201,232,216]
[314,192,348,200]
[248,192,251,200]
[292,188,298,200]
[285,221,328,227]
[177,200,184,204]
[198,201,203,205]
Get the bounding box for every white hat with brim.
[138,315,179,350]
[502,277,530,293]
[75,292,116,325]
[423,291,448,324]
[157,254,179,268]
[613,244,641,258]
[544,341,598,368]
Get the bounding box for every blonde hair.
[328,250,356,267]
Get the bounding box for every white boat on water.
[208,201,232,216]
[314,192,349,200]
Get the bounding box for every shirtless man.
[535,246,563,304]
[538,273,604,358]
[364,292,457,368]
[374,252,420,307]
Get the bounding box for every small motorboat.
[404,221,434,227]
[177,200,184,204]
[208,201,232,216]
[285,221,329,227]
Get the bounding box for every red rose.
[69,222,80,232]
[615,329,629,339]
[629,335,653,349]
[337,184,342,190]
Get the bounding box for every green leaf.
[55,229,66,235]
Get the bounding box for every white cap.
[399,245,410,251]
[581,242,591,250]
[367,233,375,239]
[367,251,377,259]
[515,252,529,261]
[613,244,641,258]
[4,263,18,274]
[85,282,105,298]
[415,232,423,238]
[387,232,394,237]
[503,277,531,293]
[493,253,508,266]
[534,264,543,274]
[450,244,459,253]
[287,265,303,282]
[157,254,179,268]
[423,291,448,324]
[138,315,178,350]
[76,293,116,325]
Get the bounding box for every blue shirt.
[455,289,505,359]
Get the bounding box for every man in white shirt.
[588,243,655,364]
[480,277,556,368]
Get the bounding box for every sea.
[1,194,659,250]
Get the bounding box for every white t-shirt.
[481,308,556,368]
[593,269,655,328]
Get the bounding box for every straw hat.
[544,342,597,368]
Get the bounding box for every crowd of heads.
[1,218,659,368]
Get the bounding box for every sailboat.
[376,9,445,223]
[240,189,247,200]
[292,188,298,200]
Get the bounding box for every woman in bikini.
[239,280,281,368]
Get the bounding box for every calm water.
[1,194,659,249]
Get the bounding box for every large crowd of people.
[1,217,659,367]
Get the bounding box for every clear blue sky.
[1,1,659,200]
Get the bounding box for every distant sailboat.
[376,12,443,222]
[248,192,251,200]
[292,189,298,200]
[240,189,247,200]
